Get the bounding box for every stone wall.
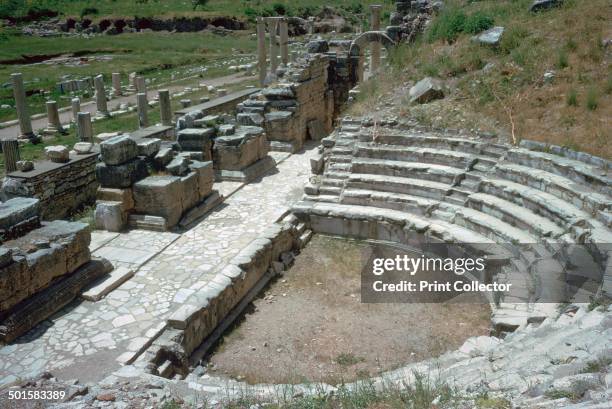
[1,153,99,221]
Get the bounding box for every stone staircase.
[296,118,612,330]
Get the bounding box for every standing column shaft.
[77,112,93,142]
[269,19,279,73]
[158,89,172,127]
[357,53,366,83]
[256,17,267,87]
[370,5,382,73]
[137,93,149,129]
[94,74,109,117]
[10,73,34,139]
[136,76,147,97]
[112,72,122,96]
[46,100,62,132]
[2,140,20,173]
[279,18,289,65]
[71,97,81,122]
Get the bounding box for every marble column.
[370,5,382,74]
[158,89,172,127]
[94,74,110,117]
[136,76,147,97]
[10,73,34,139]
[269,18,279,74]
[2,140,20,173]
[256,17,267,87]
[71,97,81,122]
[137,92,148,129]
[45,100,63,133]
[77,112,93,142]
[279,18,289,66]
[112,72,122,96]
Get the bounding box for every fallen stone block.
[189,161,214,201]
[409,77,445,104]
[530,0,563,12]
[16,160,34,172]
[100,135,138,165]
[137,138,161,157]
[154,147,174,169]
[44,145,70,163]
[0,258,112,344]
[166,157,190,176]
[95,158,149,189]
[95,201,126,232]
[473,26,504,46]
[307,40,329,53]
[177,128,215,153]
[133,176,183,227]
[96,187,134,211]
[0,197,40,241]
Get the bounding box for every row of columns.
[256,16,290,87]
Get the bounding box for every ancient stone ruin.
[0,4,610,408]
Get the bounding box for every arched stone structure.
[348,31,396,81]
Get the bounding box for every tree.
[192,0,210,11]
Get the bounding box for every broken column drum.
[137,93,149,128]
[159,89,172,126]
[94,74,110,118]
[45,100,63,133]
[1,140,20,173]
[77,112,93,142]
[11,73,34,140]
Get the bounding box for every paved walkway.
[0,146,315,386]
[0,73,254,140]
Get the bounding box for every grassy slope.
[362,0,611,158]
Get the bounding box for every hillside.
[353,0,611,158]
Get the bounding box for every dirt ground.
[206,235,491,385]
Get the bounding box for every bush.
[80,7,99,17]
[244,7,257,21]
[557,49,569,69]
[427,8,467,42]
[586,88,598,111]
[567,89,578,106]
[464,11,494,34]
[427,8,494,42]
[272,3,287,15]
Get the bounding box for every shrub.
[244,7,257,21]
[500,26,529,54]
[567,89,578,106]
[427,8,467,42]
[464,11,494,34]
[80,7,99,17]
[272,3,287,15]
[586,88,598,110]
[557,49,569,69]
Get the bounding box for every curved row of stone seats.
[300,121,611,319]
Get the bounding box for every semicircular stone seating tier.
[348,31,397,58]
[294,118,612,333]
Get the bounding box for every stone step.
[329,155,352,164]
[444,188,470,206]
[495,162,612,215]
[356,144,476,169]
[321,178,345,188]
[466,193,566,239]
[346,173,452,201]
[292,201,496,245]
[324,170,350,180]
[302,194,339,204]
[298,229,313,248]
[296,222,307,235]
[329,163,351,172]
[319,186,342,196]
[81,266,135,302]
[479,178,593,230]
[505,148,611,196]
[128,214,168,232]
[351,158,464,185]
[372,133,502,158]
[340,189,438,216]
[441,204,539,244]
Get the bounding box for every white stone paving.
[0,146,316,386]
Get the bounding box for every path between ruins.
[0,73,254,140]
[0,145,315,386]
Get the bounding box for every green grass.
[0,0,393,20]
[335,353,365,367]
[567,89,578,106]
[0,31,256,122]
[586,88,599,111]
